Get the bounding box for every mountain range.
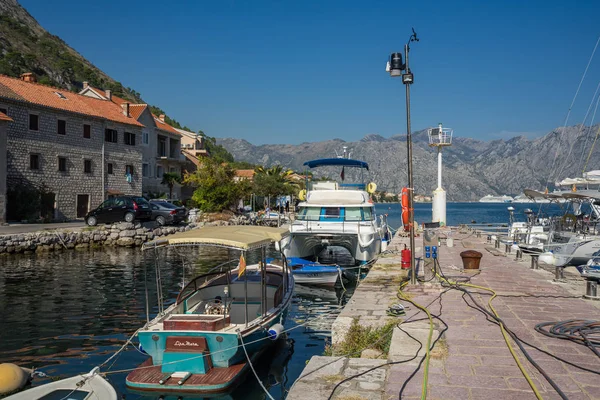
[217,125,600,201]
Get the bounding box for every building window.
[84,159,92,173]
[124,131,136,146]
[157,136,167,157]
[107,163,113,175]
[156,165,164,178]
[58,157,67,172]
[57,119,66,135]
[30,154,39,170]
[142,131,149,145]
[104,128,118,143]
[125,164,134,178]
[83,124,91,139]
[170,167,177,173]
[142,163,149,177]
[29,114,39,131]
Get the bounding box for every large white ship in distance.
[479,194,514,203]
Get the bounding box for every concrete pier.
[288,229,600,400]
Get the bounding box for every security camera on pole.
[386,28,419,285]
[427,123,453,226]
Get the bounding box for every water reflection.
[0,246,352,399]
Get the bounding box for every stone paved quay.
[288,229,600,400]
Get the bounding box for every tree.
[253,166,300,207]
[161,172,182,199]
[184,159,246,212]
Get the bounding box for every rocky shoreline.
[0,219,240,255]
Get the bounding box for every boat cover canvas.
[143,226,290,250]
[306,190,369,205]
[303,158,369,170]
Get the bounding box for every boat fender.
[298,189,307,201]
[539,252,556,266]
[138,344,147,355]
[366,182,377,194]
[0,363,31,395]
[267,324,285,341]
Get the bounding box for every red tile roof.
[129,104,148,120]
[153,114,181,136]
[0,111,12,122]
[88,87,129,106]
[85,85,180,135]
[235,169,255,179]
[0,75,143,127]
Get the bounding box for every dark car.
[85,196,152,226]
[149,200,186,225]
[150,198,188,215]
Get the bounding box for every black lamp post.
[388,29,419,284]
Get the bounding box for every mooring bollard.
[554,266,565,281]
[585,279,599,300]
[487,235,492,244]
[477,231,481,238]
[531,254,539,270]
[495,238,500,249]
[516,249,523,260]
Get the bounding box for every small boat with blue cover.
[126,226,294,395]
[270,257,341,287]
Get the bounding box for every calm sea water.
[0,247,353,400]
[0,202,564,399]
[377,202,565,230]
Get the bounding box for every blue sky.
[20,0,600,144]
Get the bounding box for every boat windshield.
[296,206,374,221]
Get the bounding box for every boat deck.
[126,359,247,393]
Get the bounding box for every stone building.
[0,110,13,223]
[0,73,144,221]
[175,127,210,200]
[79,85,185,199]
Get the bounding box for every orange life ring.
[401,187,409,208]
[401,187,410,232]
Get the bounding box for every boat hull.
[549,237,600,267]
[285,232,381,264]
[292,270,339,286]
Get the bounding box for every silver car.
[149,201,186,226]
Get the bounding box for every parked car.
[149,200,187,225]
[150,198,188,216]
[85,196,152,226]
[150,198,185,207]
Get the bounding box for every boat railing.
[291,215,377,234]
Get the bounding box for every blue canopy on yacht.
[303,158,369,170]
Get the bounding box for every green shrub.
[324,318,397,357]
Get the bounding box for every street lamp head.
[388,52,405,77]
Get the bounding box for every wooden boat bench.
[163,315,230,331]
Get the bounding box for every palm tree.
[161,172,182,199]
[253,166,300,209]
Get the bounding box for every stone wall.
[0,221,228,254]
[0,120,7,223]
[2,100,143,220]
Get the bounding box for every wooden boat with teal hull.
[126,226,294,394]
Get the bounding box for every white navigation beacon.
[427,123,453,226]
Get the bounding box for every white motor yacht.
[285,155,388,265]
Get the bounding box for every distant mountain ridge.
[217,125,600,201]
